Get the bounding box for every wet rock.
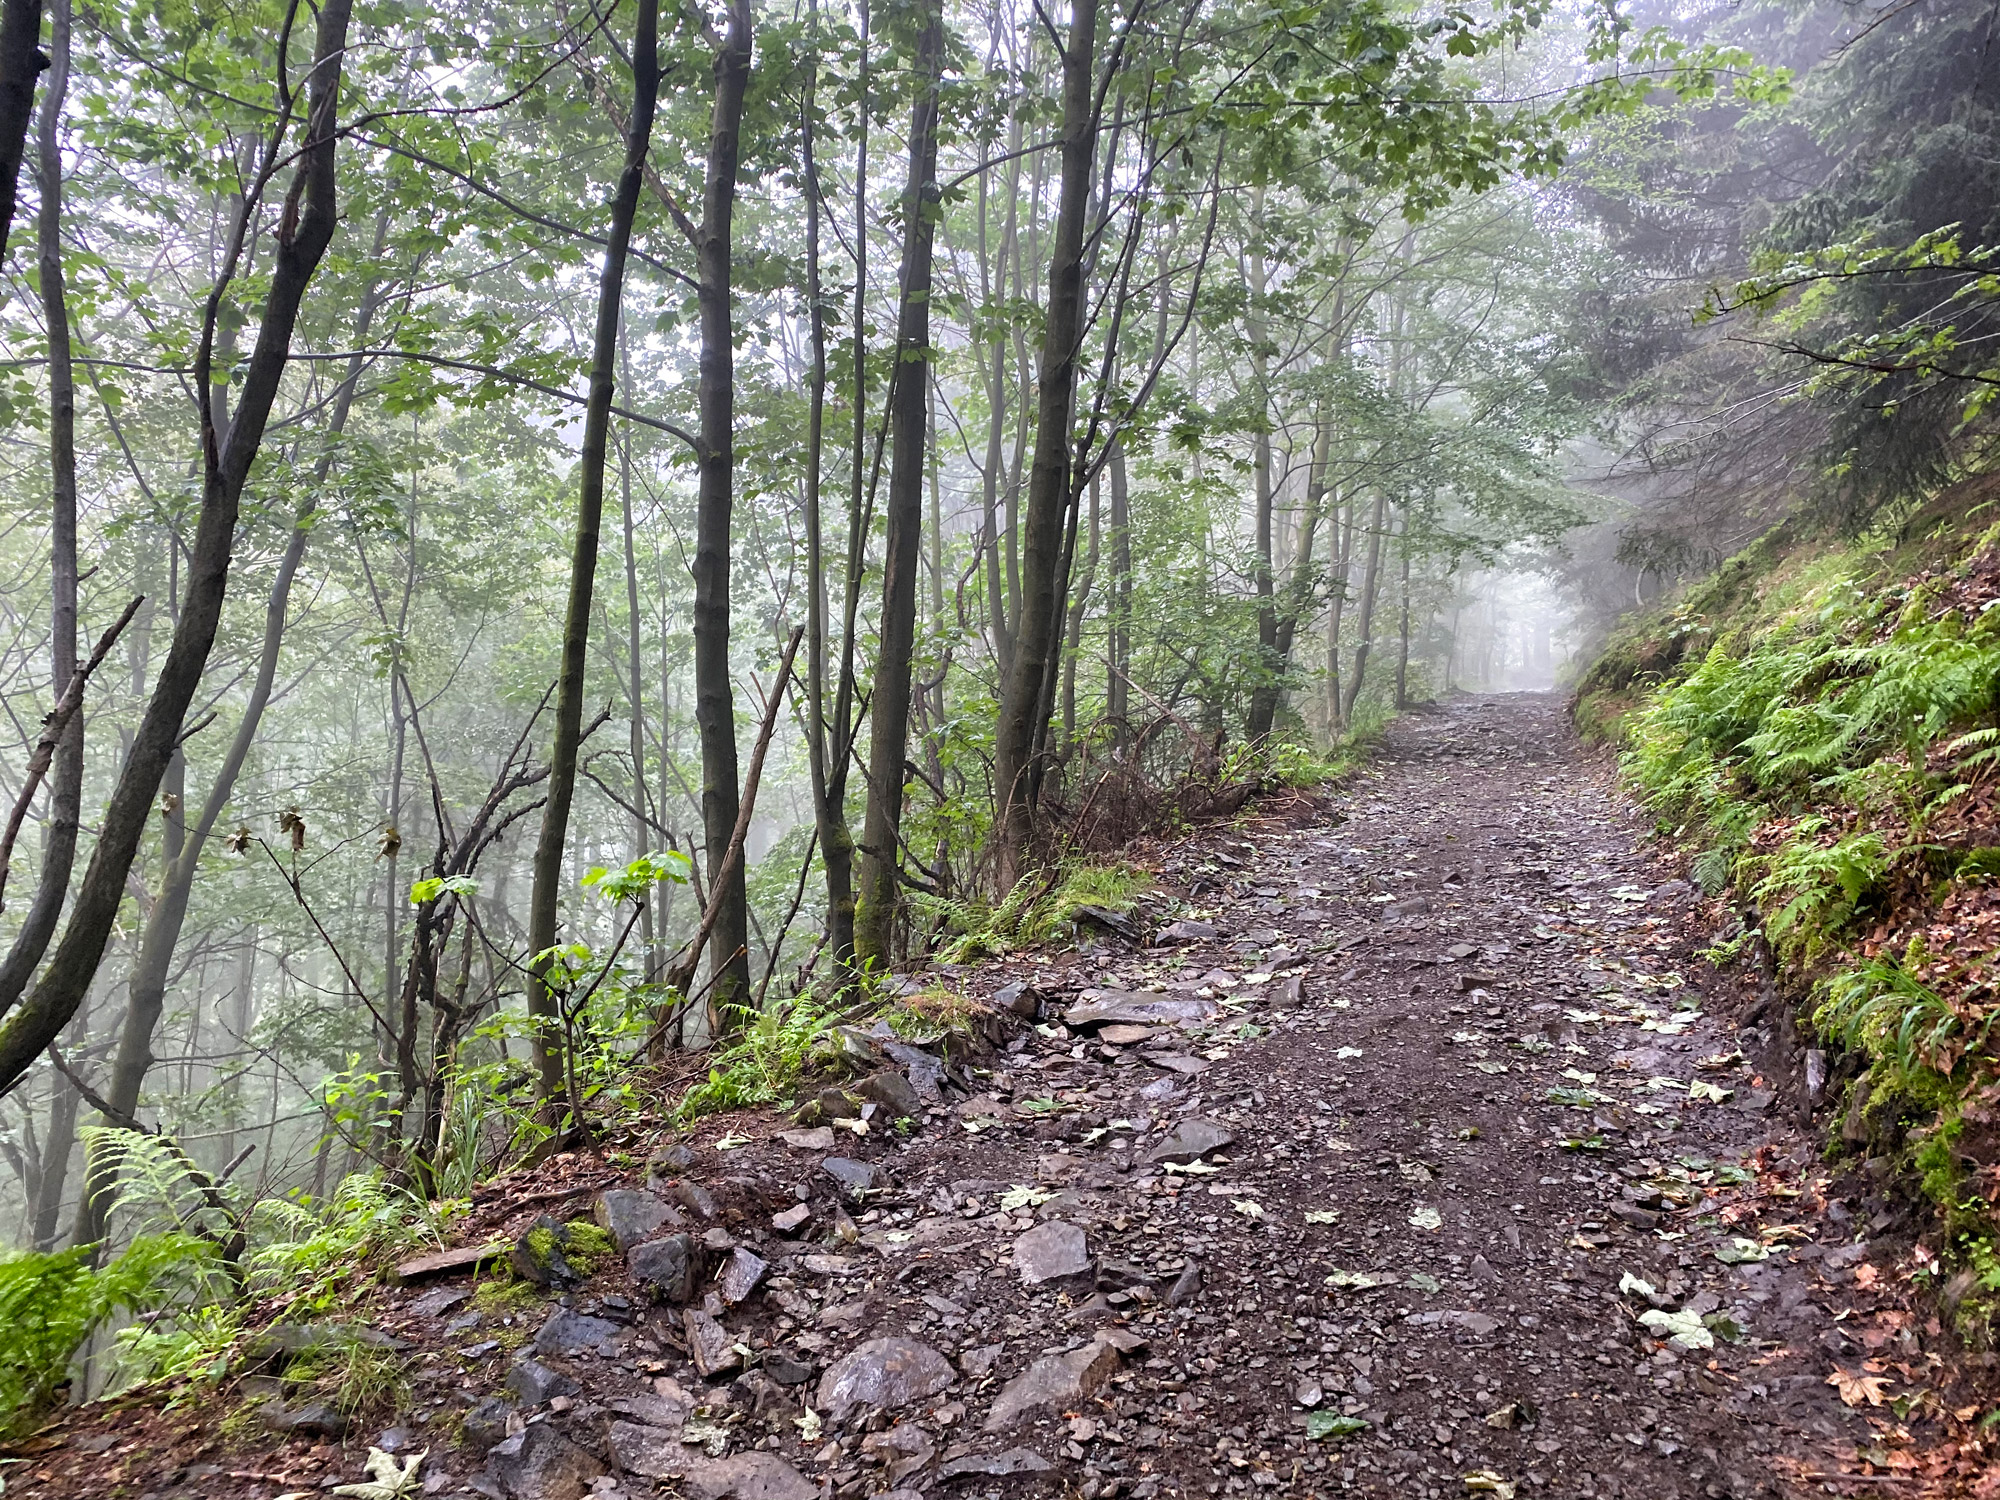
[685,1307,743,1378]
[993,981,1043,1019]
[686,1454,819,1500]
[793,1086,863,1125]
[1166,1260,1203,1306]
[772,1203,811,1234]
[260,1399,350,1438]
[630,1232,699,1304]
[1098,1023,1159,1046]
[508,1214,584,1288]
[243,1320,401,1366]
[939,1448,1055,1479]
[882,1040,949,1098]
[958,1344,1005,1378]
[595,1188,680,1251]
[766,1351,817,1386]
[461,1396,516,1450]
[1144,1117,1235,1165]
[1064,993,1219,1029]
[670,1178,721,1220]
[1013,1220,1090,1285]
[1156,919,1221,944]
[507,1358,580,1406]
[822,1156,887,1193]
[1071,903,1140,941]
[861,1422,937,1483]
[857,1069,923,1119]
[715,1246,769,1305]
[407,1286,471,1319]
[651,1141,698,1176]
[485,1422,605,1499]
[1270,974,1305,1009]
[817,1335,957,1423]
[532,1308,623,1358]
[984,1334,1123,1430]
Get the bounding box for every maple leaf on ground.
[1853,1262,1881,1290]
[1828,1367,1896,1407]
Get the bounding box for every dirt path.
[20,694,1927,1500]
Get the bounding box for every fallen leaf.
[1688,1079,1731,1104]
[1336,1046,1364,1060]
[1305,1412,1369,1441]
[1618,1272,1658,1300]
[1827,1366,1895,1407]
[1639,1307,1715,1351]
[999,1185,1053,1210]
[1853,1263,1881,1290]
[1409,1206,1443,1231]
[1406,1272,1441,1293]
[1304,1209,1339,1224]
[1714,1237,1770,1265]
[1232,1199,1265,1219]
[1470,1060,1510,1075]
[714,1132,751,1150]
[1463,1469,1518,1498]
[1163,1160,1220,1175]
[332,1449,427,1500]
[1560,1068,1598,1085]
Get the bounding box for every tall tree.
[855,0,946,968]
[527,0,663,1107]
[690,0,756,1023]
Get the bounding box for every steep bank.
[1574,476,2000,1346]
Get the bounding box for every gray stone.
[1012,1220,1090,1285]
[1063,993,1219,1029]
[532,1308,624,1358]
[939,1448,1055,1479]
[822,1156,886,1193]
[508,1214,582,1288]
[461,1396,516,1450]
[1144,1116,1236,1165]
[506,1357,578,1406]
[688,1454,819,1500]
[671,1178,721,1220]
[772,1203,811,1233]
[766,1351,816,1385]
[984,1334,1123,1430]
[1166,1260,1203,1307]
[1155,919,1221,944]
[1269,974,1305,1009]
[882,1040,948,1099]
[856,1069,922,1119]
[861,1422,937,1484]
[685,1307,743,1378]
[260,1399,350,1438]
[779,1126,837,1150]
[630,1232,699,1304]
[607,1380,697,1429]
[715,1246,768,1305]
[816,1335,957,1422]
[1445,1310,1501,1337]
[992,981,1042,1019]
[595,1188,681,1251]
[485,1422,605,1500]
[407,1286,470,1319]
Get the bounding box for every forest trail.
[22,695,1931,1500]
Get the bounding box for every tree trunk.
[527,0,660,1104]
[0,0,75,1015]
[1105,439,1130,752]
[0,0,355,1098]
[1061,472,1100,743]
[0,0,43,266]
[992,0,1099,890]
[691,0,755,1022]
[1340,492,1389,727]
[1393,517,1412,708]
[799,5,858,983]
[854,0,943,970]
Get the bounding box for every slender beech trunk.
[1340,492,1389,726]
[992,0,1100,890]
[1393,519,1412,708]
[527,0,660,1104]
[619,423,653,979]
[691,0,755,1021]
[854,1,944,969]
[0,0,74,1015]
[0,0,42,266]
[1061,473,1100,742]
[1105,439,1130,751]
[0,0,354,1097]
[799,6,858,981]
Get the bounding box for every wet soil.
[13,693,1991,1499]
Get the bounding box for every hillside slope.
[1574,476,2000,1336]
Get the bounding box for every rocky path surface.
[24,694,1937,1500]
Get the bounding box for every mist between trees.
[0,0,1788,1285]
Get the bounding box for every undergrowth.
[1582,489,2000,1332]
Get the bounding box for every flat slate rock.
[822,1156,887,1192]
[1062,992,1220,1028]
[1144,1116,1236,1164]
[779,1126,838,1150]
[684,1307,743,1378]
[939,1448,1054,1479]
[608,1427,816,1500]
[816,1335,956,1422]
[533,1309,624,1358]
[390,1241,507,1285]
[595,1188,680,1251]
[1154,918,1222,944]
[1012,1220,1090,1284]
[984,1336,1122,1430]
[715,1246,769,1305]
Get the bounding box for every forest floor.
[15,692,1999,1500]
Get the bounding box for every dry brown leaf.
[1827,1367,1896,1408]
